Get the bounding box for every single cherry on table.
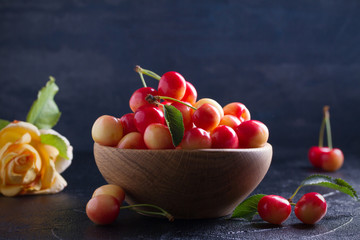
[308,106,344,171]
[257,195,292,225]
[294,192,327,224]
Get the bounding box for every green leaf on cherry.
[300,174,359,201]
[40,133,69,160]
[0,119,10,131]
[231,194,266,220]
[163,105,184,147]
[26,76,61,130]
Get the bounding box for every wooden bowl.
[93,143,272,219]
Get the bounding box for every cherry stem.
[159,96,197,111]
[318,118,325,147]
[146,94,197,111]
[135,65,161,81]
[138,72,147,88]
[145,94,162,107]
[323,106,333,149]
[120,204,174,221]
[288,185,303,202]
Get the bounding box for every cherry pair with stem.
[258,194,326,225]
[308,106,344,171]
[86,184,174,225]
[257,186,327,225]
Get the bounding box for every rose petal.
[0,122,40,148]
[0,185,23,197]
[31,172,67,195]
[40,157,56,190]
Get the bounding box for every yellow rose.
[0,121,72,197]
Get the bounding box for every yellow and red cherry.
[308,146,323,168]
[92,184,126,203]
[321,148,344,172]
[170,101,194,131]
[86,194,120,225]
[158,71,187,100]
[220,115,241,129]
[134,106,165,134]
[119,113,137,135]
[257,195,292,225]
[129,87,158,112]
[86,185,126,225]
[181,81,197,105]
[236,120,269,148]
[294,192,327,224]
[144,123,174,149]
[91,115,124,146]
[180,127,212,149]
[309,106,344,171]
[308,147,344,171]
[195,98,224,118]
[211,125,239,149]
[192,103,221,131]
[117,132,147,149]
[223,102,251,122]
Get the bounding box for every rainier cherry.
[236,120,269,148]
[92,184,126,203]
[223,102,250,122]
[294,192,327,224]
[129,87,157,112]
[220,115,241,129]
[117,132,147,149]
[92,115,123,146]
[180,127,212,149]
[158,71,187,100]
[257,195,292,225]
[119,113,137,135]
[134,106,165,134]
[192,103,221,131]
[87,185,125,225]
[195,98,224,118]
[144,123,174,149]
[211,125,239,149]
[308,106,344,171]
[135,66,187,101]
[181,81,197,105]
[86,194,120,225]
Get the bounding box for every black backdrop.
[1,0,359,157]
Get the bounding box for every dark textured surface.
[0,149,359,239]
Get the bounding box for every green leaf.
[231,194,266,220]
[163,105,185,147]
[26,76,61,129]
[301,174,359,200]
[0,119,10,131]
[40,133,69,159]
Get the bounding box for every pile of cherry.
[92,66,269,149]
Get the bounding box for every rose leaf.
[40,133,69,160]
[26,76,61,129]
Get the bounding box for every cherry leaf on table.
[0,119,10,131]
[163,105,184,147]
[26,76,61,130]
[231,194,266,220]
[40,133,69,160]
[300,174,359,201]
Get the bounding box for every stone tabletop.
[1,148,359,240]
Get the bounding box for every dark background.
[1,0,360,157]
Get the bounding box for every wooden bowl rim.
[94,142,272,153]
